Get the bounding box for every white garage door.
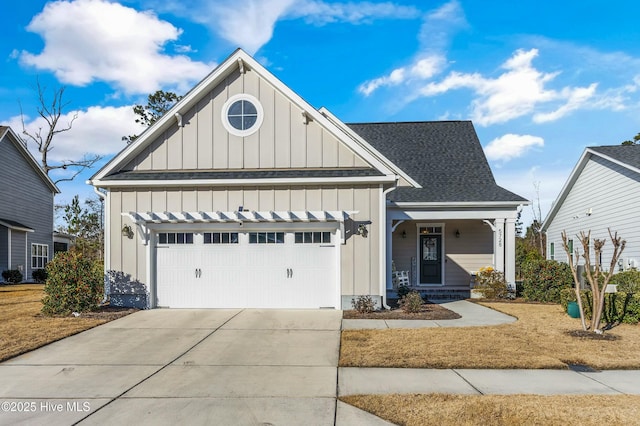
[155,229,338,308]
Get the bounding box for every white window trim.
[221,94,264,137]
[31,243,49,270]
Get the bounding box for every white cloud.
[291,0,419,25]
[358,0,465,96]
[4,105,140,162]
[484,133,544,162]
[20,0,213,95]
[415,48,604,126]
[163,0,419,55]
[533,84,598,123]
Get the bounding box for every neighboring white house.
[88,49,527,309]
[542,145,640,270]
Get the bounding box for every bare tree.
[561,229,626,333]
[20,79,101,184]
[530,181,545,256]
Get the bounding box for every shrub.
[521,259,573,303]
[2,269,23,283]
[32,268,48,283]
[396,284,411,299]
[474,266,509,299]
[610,270,640,294]
[351,295,376,314]
[42,251,103,315]
[399,291,424,313]
[560,288,640,325]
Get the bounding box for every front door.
[420,234,442,284]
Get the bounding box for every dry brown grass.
[341,394,640,426]
[0,284,132,362]
[340,302,640,369]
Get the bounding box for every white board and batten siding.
[123,69,367,173]
[545,155,640,268]
[109,185,381,308]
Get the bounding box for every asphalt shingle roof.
[589,145,640,169]
[348,121,528,203]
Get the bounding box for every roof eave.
[2,127,60,194]
[90,175,397,188]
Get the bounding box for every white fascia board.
[318,107,422,189]
[91,49,397,183]
[541,148,591,232]
[92,175,396,188]
[388,209,520,221]
[0,220,34,232]
[2,127,60,194]
[390,201,528,208]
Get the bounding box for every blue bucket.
[567,301,580,318]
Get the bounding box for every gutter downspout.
[380,180,398,310]
[92,185,109,305]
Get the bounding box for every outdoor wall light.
[356,223,369,238]
[455,229,460,238]
[121,224,134,239]
[402,230,407,239]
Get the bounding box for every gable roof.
[347,121,528,204]
[89,49,406,187]
[542,144,640,231]
[0,126,59,194]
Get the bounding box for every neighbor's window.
[294,232,331,244]
[249,232,284,244]
[549,242,555,260]
[221,94,264,137]
[204,232,238,244]
[158,232,194,244]
[31,243,49,269]
[568,239,573,254]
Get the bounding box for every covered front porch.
[385,204,519,300]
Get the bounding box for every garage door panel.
[155,230,337,309]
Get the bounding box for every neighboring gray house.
[88,49,527,309]
[542,145,640,269]
[0,126,59,281]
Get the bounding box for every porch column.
[493,218,505,274]
[505,217,516,287]
[386,219,394,290]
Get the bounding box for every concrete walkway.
[341,299,517,330]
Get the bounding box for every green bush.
[610,270,640,294]
[2,269,23,283]
[559,288,640,324]
[42,251,103,315]
[475,267,509,299]
[521,259,573,303]
[351,295,376,314]
[396,284,411,299]
[399,291,424,313]
[32,268,48,283]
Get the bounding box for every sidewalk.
[338,368,640,396]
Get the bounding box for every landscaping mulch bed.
[343,301,461,320]
[566,329,619,341]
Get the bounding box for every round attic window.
[221,94,263,137]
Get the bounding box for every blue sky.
[2,0,640,227]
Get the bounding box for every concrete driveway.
[0,309,342,425]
